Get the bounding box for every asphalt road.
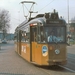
[62,45,75,72]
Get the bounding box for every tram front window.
[43,26,66,43]
[46,27,65,42]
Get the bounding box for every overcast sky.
[0,0,75,33]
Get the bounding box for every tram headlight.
[55,49,60,54]
[49,46,53,50]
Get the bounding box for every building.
[0,31,14,40]
[69,23,75,40]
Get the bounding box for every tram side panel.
[32,42,49,65]
[21,42,30,62]
[32,42,37,62]
[32,43,67,65]
[40,44,49,65]
[32,43,42,65]
[15,31,21,55]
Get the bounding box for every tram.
[14,9,67,66]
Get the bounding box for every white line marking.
[59,65,75,73]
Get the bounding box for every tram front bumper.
[47,59,67,65]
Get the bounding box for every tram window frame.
[17,31,19,42]
[21,31,30,43]
[37,25,66,44]
[40,26,46,43]
[26,32,30,42]
[37,23,46,43]
[46,25,66,43]
[30,25,38,42]
[37,24,41,43]
[34,26,37,42]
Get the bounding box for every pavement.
[67,44,75,54]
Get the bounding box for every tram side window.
[26,32,30,42]
[21,31,29,43]
[34,27,37,42]
[17,33,19,42]
[40,27,46,42]
[37,25,41,42]
[31,26,37,42]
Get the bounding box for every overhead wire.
[38,0,55,12]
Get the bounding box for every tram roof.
[18,17,66,27]
[16,13,66,31]
[18,17,45,27]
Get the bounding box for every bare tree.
[0,9,10,39]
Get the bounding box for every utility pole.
[67,0,69,25]
[67,0,71,45]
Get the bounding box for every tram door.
[17,31,21,55]
[30,26,37,62]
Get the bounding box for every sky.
[0,0,75,33]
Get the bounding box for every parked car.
[2,39,7,44]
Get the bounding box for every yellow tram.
[14,10,67,66]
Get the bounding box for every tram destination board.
[46,20,63,24]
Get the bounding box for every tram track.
[34,60,75,75]
[35,64,75,75]
[68,56,75,60]
[66,53,75,71]
[67,61,75,66]
[59,65,75,73]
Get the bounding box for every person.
[56,36,63,42]
[48,31,57,42]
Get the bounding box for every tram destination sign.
[46,20,63,24]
